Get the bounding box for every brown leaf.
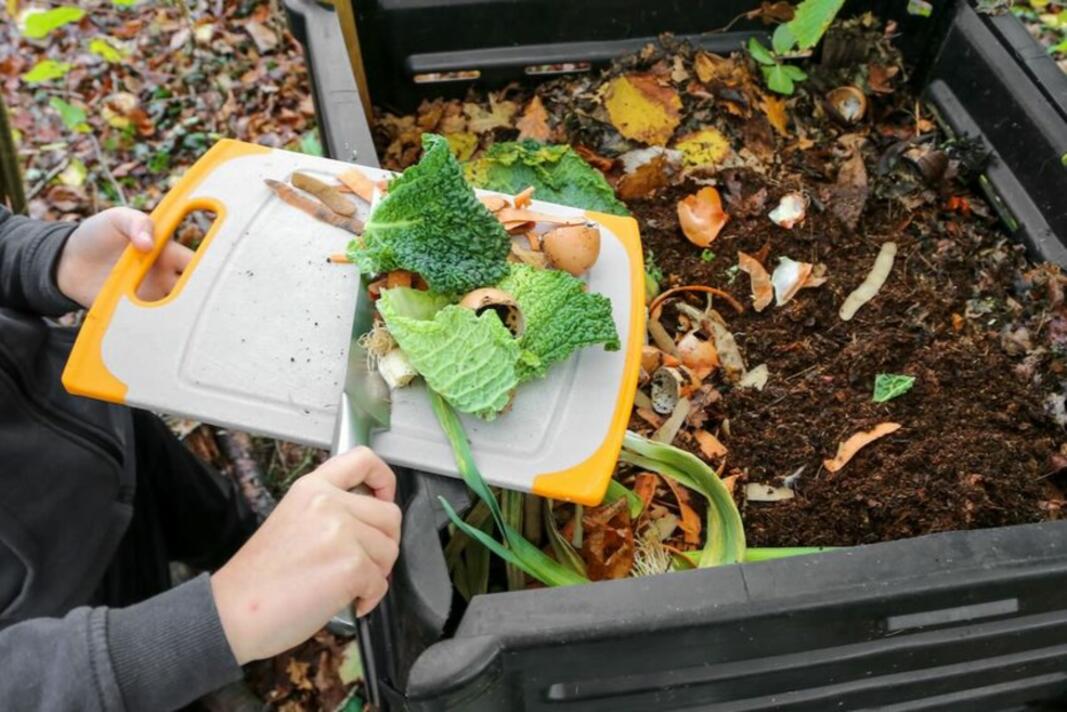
[633,473,660,510]
[580,501,635,580]
[694,430,728,459]
[465,97,517,134]
[826,150,869,230]
[516,96,551,141]
[867,63,899,94]
[616,154,671,200]
[754,0,796,23]
[244,20,278,53]
[286,658,313,692]
[661,475,701,545]
[573,145,616,173]
[693,52,740,85]
[760,95,790,137]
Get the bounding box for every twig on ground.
[216,429,277,522]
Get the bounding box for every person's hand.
[56,207,194,308]
[210,447,401,665]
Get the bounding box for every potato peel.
[823,422,901,473]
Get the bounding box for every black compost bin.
[283,0,1067,708]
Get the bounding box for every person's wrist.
[210,567,254,665]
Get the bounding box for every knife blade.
[327,279,392,704]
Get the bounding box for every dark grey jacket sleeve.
[0,575,243,711]
[0,205,80,316]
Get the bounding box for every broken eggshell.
[541,224,601,277]
[827,85,867,124]
[768,192,807,229]
[459,287,525,337]
[650,365,699,415]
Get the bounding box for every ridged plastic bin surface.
[283,0,1067,708]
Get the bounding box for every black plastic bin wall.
[282,0,1067,709]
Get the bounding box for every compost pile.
[373,14,1066,585]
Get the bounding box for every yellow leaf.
[674,128,731,170]
[58,158,86,188]
[445,132,478,161]
[464,97,517,134]
[760,95,790,137]
[603,74,681,147]
[101,105,130,130]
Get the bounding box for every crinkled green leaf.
[872,373,916,403]
[22,60,72,83]
[351,134,510,294]
[20,7,85,39]
[465,140,630,216]
[496,264,620,381]
[786,0,846,49]
[748,37,776,65]
[378,288,518,419]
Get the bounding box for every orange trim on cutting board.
[531,211,645,506]
[62,139,270,404]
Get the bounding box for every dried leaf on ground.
[760,94,790,136]
[824,422,902,473]
[616,154,671,199]
[661,474,702,545]
[516,95,551,142]
[633,472,660,510]
[580,500,635,580]
[674,128,731,171]
[603,73,682,146]
[824,149,869,230]
[465,97,518,134]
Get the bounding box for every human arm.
[0,447,400,710]
[0,205,193,314]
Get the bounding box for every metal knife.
[328,280,392,702]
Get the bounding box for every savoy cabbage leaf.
[497,264,620,381]
[348,134,511,294]
[377,287,519,419]
[465,141,630,216]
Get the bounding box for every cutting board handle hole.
[135,208,218,302]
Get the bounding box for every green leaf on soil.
[90,37,129,63]
[20,6,85,39]
[763,64,795,95]
[907,0,934,17]
[700,249,716,263]
[22,60,73,83]
[786,0,846,50]
[782,64,808,81]
[747,37,776,65]
[110,0,140,6]
[872,373,916,403]
[48,98,89,133]
[772,23,796,54]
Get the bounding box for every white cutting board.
[63,139,644,504]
